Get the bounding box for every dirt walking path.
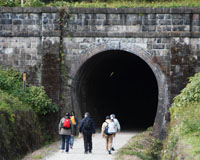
[39,132,136,160]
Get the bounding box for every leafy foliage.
[23,0,45,7]
[24,86,58,115]
[0,0,16,7]
[0,68,58,115]
[0,89,43,160]
[172,72,200,108]
[0,68,22,91]
[0,68,58,159]
[0,89,30,120]
[161,72,200,159]
[0,0,44,7]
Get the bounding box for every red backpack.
[63,118,71,129]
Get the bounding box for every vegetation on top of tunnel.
[1,0,200,8]
[0,67,58,115]
[161,72,200,159]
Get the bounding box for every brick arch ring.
[70,42,169,138]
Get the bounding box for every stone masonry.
[1,7,200,138]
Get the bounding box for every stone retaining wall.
[1,7,200,138]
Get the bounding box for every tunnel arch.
[71,44,168,132]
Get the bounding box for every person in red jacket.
[58,112,74,153]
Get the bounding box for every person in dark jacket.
[79,112,96,154]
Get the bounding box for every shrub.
[24,0,45,7]
[24,86,58,115]
[0,0,45,7]
[0,68,22,91]
[162,72,200,159]
[0,0,17,7]
[172,72,200,108]
[0,68,59,159]
[0,90,43,160]
[0,68,58,115]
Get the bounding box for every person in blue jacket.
[79,112,96,154]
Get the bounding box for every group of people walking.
[58,111,120,155]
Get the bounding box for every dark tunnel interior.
[74,50,158,131]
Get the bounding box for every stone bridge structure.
[1,7,200,139]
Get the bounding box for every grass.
[161,103,200,160]
[22,140,60,160]
[116,130,162,160]
[46,0,200,8]
[33,155,43,159]
[160,72,200,160]
[184,134,200,157]
[2,0,200,8]
[180,104,200,159]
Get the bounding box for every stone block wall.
[1,7,200,138]
[0,37,42,85]
[63,8,200,104]
[62,8,200,138]
[0,7,61,104]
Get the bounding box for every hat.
[110,114,115,118]
[106,116,110,119]
[65,112,70,116]
[84,112,90,117]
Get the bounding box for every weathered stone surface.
[1,7,200,139]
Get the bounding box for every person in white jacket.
[101,116,115,154]
[110,114,121,151]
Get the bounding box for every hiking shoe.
[61,150,64,153]
[111,147,115,151]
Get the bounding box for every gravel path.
[42,132,136,160]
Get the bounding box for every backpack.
[63,118,71,129]
[104,121,115,135]
[84,118,92,130]
[70,116,76,125]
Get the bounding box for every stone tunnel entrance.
[72,50,158,130]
